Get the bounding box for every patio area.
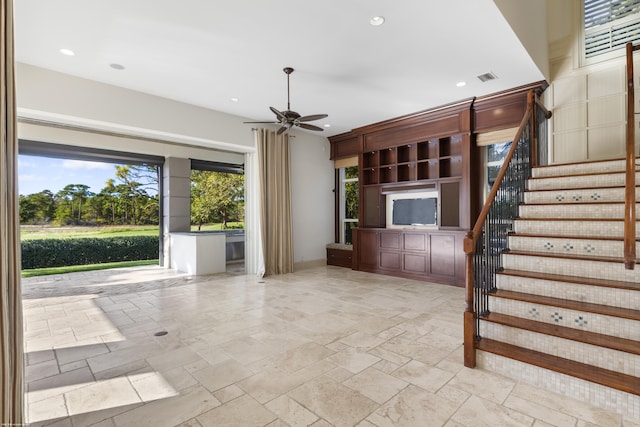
[21,265,634,426]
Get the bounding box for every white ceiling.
[13,0,545,138]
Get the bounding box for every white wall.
[289,130,335,265]
[16,63,334,267]
[494,0,550,81]
[545,0,640,163]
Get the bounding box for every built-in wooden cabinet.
[329,81,547,285]
[361,135,464,186]
[353,228,465,286]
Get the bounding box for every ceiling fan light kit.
[244,67,328,135]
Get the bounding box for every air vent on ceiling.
[477,72,498,82]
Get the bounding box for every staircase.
[475,157,640,421]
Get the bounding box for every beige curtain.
[0,0,23,424]
[256,129,293,275]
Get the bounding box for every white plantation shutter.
[585,0,640,58]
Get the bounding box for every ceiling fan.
[245,67,328,135]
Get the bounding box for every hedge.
[22,236,159,269]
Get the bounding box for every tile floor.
[21,265,640,427]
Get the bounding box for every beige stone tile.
[191,359,253,392]
[114,385,220,427]
[27,366,95,404]
[376,326,406,340]
[25,358,60,383]
[250,341,335,374]
[366,385,460,427]
[26,349,56,366]
[310,420,333,427]
[176,418,202,427]
[343,367,409,404]
[510,383,624,426]
[447,367,515,404]
[288,376,378,427]
[86,341,163,374]
[128,370,179,402]
[213,384,245,403]
[380,336,451,366]
[436,384,471,405]
[356,420,379,427]
[196,394,277,427]
[339,331,386,349]
[504,394,578,426]
[65,376,141,415]
[417,330,463,353]
[27,394,68,425]
[239,360,336,404]
[451,395,534,427]
[328,347,381,373]
[624,416,640,427]
[59,359,88,373]
[145,345,203,372]
[392,360,454,393]
[368,346,411,366]
[265,395,319,427]
[324,366,355,383]
[373,359,401,375]
[55,340,109,365]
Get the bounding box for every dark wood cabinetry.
[326,246,353,268]
[329,81,547,286]
[353,228,465,286]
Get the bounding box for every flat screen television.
[386,190,438,229]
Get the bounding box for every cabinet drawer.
[327,248,353,268]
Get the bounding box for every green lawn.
[21,259,159,278]
[20,225,160,240]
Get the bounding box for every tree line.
[19,164,245,228]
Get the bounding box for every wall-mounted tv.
[385,190,438,229]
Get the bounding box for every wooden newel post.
[463,231,476,368]
[528,91,537,167]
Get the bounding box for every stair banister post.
[529,91,537,167]
[463,231,476,368]
[625,42,637,270]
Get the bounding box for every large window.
[584,0,640,60]
[190,160,244,232]
[337,162,358,245]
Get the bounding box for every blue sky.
[18,155,118,196]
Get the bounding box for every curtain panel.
[0,0,24,423]
[256,129,293,276]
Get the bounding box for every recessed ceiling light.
[456,81,466,87]
[59,48,75,56]
[370,16,385,26]
[109,63,125,70]
[323,124,331,128]
[231,97,239,102]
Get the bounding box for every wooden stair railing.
[625,42,638,271]
[463,90,551,368]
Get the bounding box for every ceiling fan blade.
[276,125,289,135]
[297,123,324,132]
[298,114,328,122]
[243,121,279,124]
[270,106,286,121]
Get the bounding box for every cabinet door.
[357,230,379,268]
[363,186,385,227]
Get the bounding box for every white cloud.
[18,174,45,182]
[62,160,112,170]
[18,159,38,169]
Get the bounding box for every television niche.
[385,190,438,229]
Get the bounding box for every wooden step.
[476,338,640,396]
[491,289,640,321]
[498,269,640,291]
[482,312,640,356]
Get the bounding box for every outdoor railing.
[463,91,551,367]
[625,42,638,270]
